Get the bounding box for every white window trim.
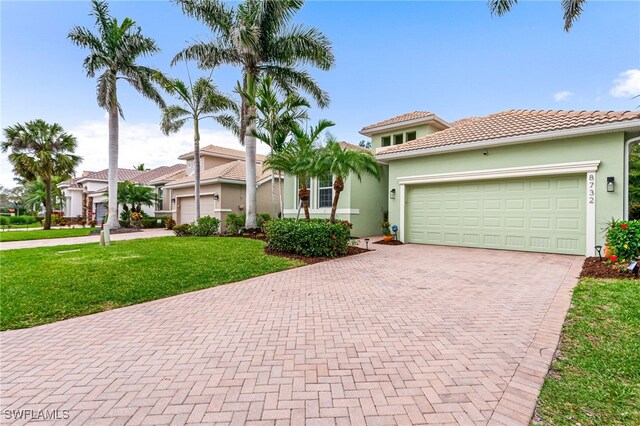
[317,175,333,209]
[397,160,601,256]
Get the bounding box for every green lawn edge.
[0,228,94,242]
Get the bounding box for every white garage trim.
[398,161,601,256]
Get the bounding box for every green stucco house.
[286,109,640,256]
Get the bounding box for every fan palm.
[316,140,381,223]
[68,0,166,230]
[250,76,310,216]
[1,120,80,229]
[173,0,334,228]
[264,119,334,220]
[23,177,68,213]
[488,0,587,31]
[160,75,237,220]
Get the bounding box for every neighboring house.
[152,145,281,228]
[58,165,186,223]
[286,110,640,256]
[282,142,387,237]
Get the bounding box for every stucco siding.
[371,124,440,150]
[387,132,626,248]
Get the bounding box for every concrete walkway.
[0,245,583,425]
[0,228,174,250]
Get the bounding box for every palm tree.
[250,76,310,216]
[68,0,166,230]
[133,163,146,171]
[488,0,587,31]
[173,0,334,228]
[107,181,156,218]
[264,119,334,220]
[317,140,381,223]
[2,120,80,229]
[23,177,68,213]
[160,75,237,220]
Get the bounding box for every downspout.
[624,136,640,220]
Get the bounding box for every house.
[149,145,281,228]
[58,165,185,223]
[282,142,387,237]
[59,144,280,229]
[287,110,640,256]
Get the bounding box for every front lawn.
[0,237,302,330]
[0,228,93,242]
[535,278,640,425]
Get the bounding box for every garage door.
[177,196,215,224]
[405,175,585,255]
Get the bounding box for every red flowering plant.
[605,219,640,263]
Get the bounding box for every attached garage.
[405,175,586,255]
[177,195,216,224]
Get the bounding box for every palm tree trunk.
[194,119,201,221]
[299,186,310,221]
[245,105,258,229]
[330,177,344,224]
[107,104,120,230]
[43,178,52,230]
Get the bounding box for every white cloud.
[610,69,640,98]
[0,118,271,188]
[553,91,573,102]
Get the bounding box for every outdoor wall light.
[213,193,220,200]
[628,260,638,278]
[390,188,396,199]
[171,198,176,204]
[391,225,398,240]
[595,245,603,261]
[607,177,615,192]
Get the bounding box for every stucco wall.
[370,123,440,150]
[386,132,627,247]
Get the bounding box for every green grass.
[0,223,42,229]
[535,278,640,425]
[0,237,302,330]
[0,228,93,242]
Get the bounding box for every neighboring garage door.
[405,175,586,255]
[178,196,216,224]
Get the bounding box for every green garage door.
[405,175,586,255]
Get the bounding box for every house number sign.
[587,172,595,204]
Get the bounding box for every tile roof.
[135,164,186,184]
[166,160,270,187]
[77,168,148,182]
[59,176,83,188]
[378,109,640,156]
[179,144,267,162]
[337,141,372,153]
[361,112,436,132]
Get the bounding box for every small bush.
[164,218,176,230]
[225,213,245,234]
[7,215,40,225]
[264,218,351,258]
[173,224,192,237]
[191,216,220,237]
[606,219,640,262]
[257,213,272,229]
[119,220,131,228]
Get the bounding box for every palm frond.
[271,24,334,71]
[488,0,518,16]
[562,0,587,31]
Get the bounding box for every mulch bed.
[373,239,404,245]
[580,257,637,279]
[264,246,371,265]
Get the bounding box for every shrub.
[118,220,131,228]
[257,213,272,229]
[630,203,640,221]
[264,218,351,258]
[225,213,245,234]
[606,219,640,262]
[164,218,176,230]
[191,216,220,237]
[7,215,40,225]
[173,224,192,237]
[120,210,130,221]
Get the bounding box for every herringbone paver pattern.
[0,245,582,425]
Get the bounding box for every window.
[317,175,333,208]
[381,136,391,147]
[406,131,417,142]
[157,187,164,210]
[394,134,403,145]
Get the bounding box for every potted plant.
[381,221,392,242]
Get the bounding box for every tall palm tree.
[264,119,334,220]
[488,0,587,31]
[2,120,80,229]
[250,76,310,216]
[317,140,381,223]
[173,0,334,228]
[23,177,68,213]
[68,0,166,230]
[160,75,237,220]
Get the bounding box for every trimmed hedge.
[0,215,40,225]
[264,218,351,258]
[225,213,272,234]
[173,224,192,236]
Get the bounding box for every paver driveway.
[0,244,582,425]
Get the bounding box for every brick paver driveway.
[0,244,582,425]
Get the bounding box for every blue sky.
[1,0,639,187]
